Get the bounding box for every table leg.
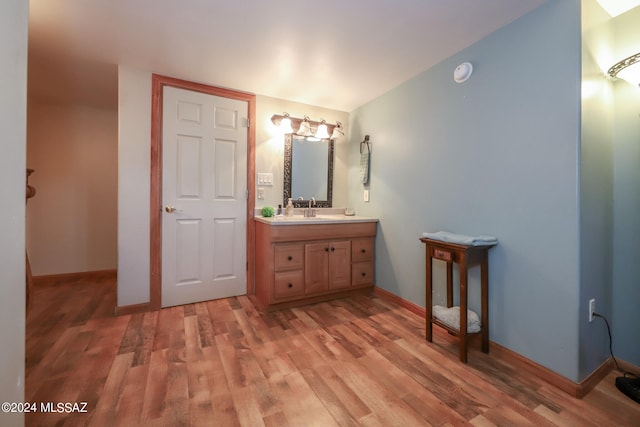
[481,256,489,353]
[459,258,468,363]
[425,251,433,342]
[446,262,453,307]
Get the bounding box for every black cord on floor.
[593,312,638,378]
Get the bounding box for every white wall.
[117,66,152,307]
[117,71,350,307]
[0,0,27,425]
[255,95,349,209]
[27,101,118,276]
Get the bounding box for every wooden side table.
[420,237,496,363]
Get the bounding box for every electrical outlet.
[589,298,595,323]
[364,189,370,202]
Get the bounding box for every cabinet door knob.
[325,247,329,252]
[288,256,293,261]
[288,283,293,288]
[361,249,366,253]
[361,272,366,277]
[331,247,335,252]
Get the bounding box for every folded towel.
[360,151,370,184]
[433,305,481,333]
[422,231,497,246]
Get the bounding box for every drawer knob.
[288,256,293,261]
[361,272,366,277]
[361,249,366,253]
[288,283,293,288]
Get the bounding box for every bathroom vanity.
[254,214,378,311]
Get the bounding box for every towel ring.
[360,135,371,154]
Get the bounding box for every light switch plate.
[257,173,273,186]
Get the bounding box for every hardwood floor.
[25,276,640,426]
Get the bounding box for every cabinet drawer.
[274,270,304,300]
[352,261,374,286]
[274,244,304,271]
[433,248,452,262]
[351,238,374,262]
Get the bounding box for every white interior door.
[161,86,247,308]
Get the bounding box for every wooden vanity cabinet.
[254,221,376,311]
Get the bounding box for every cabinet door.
[329,240,351,290]
[305,242,329,294]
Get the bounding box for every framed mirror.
[283,134,333,207]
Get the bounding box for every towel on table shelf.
[422,231,498,246]
[432,305,481,333]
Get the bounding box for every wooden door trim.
[150,74,256,310]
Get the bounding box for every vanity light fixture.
[330,121,344,139]
[608,52,640,88]
[297,116,314,137]
[279,112,294,133]
[314,119,330,139]
[270,113,341,139]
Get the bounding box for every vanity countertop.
[255,214,378,225]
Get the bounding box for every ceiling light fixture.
[608,52,640,88]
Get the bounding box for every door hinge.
[246,189,249,200]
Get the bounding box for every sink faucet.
[304,197,316,217]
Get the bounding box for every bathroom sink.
[272,215,341,221]
[259,214,377,225]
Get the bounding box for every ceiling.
[595,0,640,16]
[28,0,548,112]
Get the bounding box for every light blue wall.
[612,5,640,367]
[612,81,640,366]
[579,0,614,379]
[348,1,583,380]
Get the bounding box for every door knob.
[165,206,177,213]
